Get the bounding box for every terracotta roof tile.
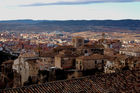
[0,70,139,93]
[78,54,104,60]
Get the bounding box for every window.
[102,60,104,64]
[85,50,88,53]
[95,60,97,64]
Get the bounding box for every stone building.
[39,51,56,70]
[98,39,122,52]
[77,44,104,56]
[104,54,128,73]
[127,56,140,70]
[104,57,116,73]
[53,45,76,54]
[120,47,140,57]
[0,60,14,88]
[1,60,14,77]
[76,54,105,71]
[12,52,39,86]
[55,50,80,69]
[72,36,84,48]
[104,48,116,56]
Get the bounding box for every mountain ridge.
[0,19,140,33]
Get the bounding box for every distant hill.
[0,19,140,33]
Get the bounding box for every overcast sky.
[0,0,140,20]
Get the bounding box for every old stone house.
[12,52,39,86]
[55,50,80,69]
[76,54,105,71]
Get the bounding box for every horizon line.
[0,18,140,21]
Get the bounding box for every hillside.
[0,19,140,33]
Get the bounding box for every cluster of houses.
[0,36,140,88]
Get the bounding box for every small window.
[134,63,136,67]
[85,50,88,53]
[95,60,97,64]
[102,60,104,64]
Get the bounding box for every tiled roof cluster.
[79,44,104,49]
[90,70,139,93]
[78,54,104,60]
[0,70,139,93]
[40,51,56,57]
[19,52,38,58]
[120,47,140,53]
[54,45,76,50]
[56,51,80,58]
[98,39,120,44]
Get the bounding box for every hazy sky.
[0,0,140,20]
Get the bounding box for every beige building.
[104,57,115,73]
[98,39,122,52]
[77,44,104,56]
[127,57,140,70]
[53,45,76,54]
[55,50,79,69]
[76,54,105,71]
[120,47,140,57]
[104,48,116,56]
[39,51,56,70]
[0,60,14,88]
[12,52,39,86]
[72,36,84,48]
[104,54,128,73]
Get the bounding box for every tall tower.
[72,36,84,48]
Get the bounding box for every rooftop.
[2,60,14,64]
[78,54,105,60]
[120,47,140,53]
[0,70,139,93]
[19,52,38,58]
